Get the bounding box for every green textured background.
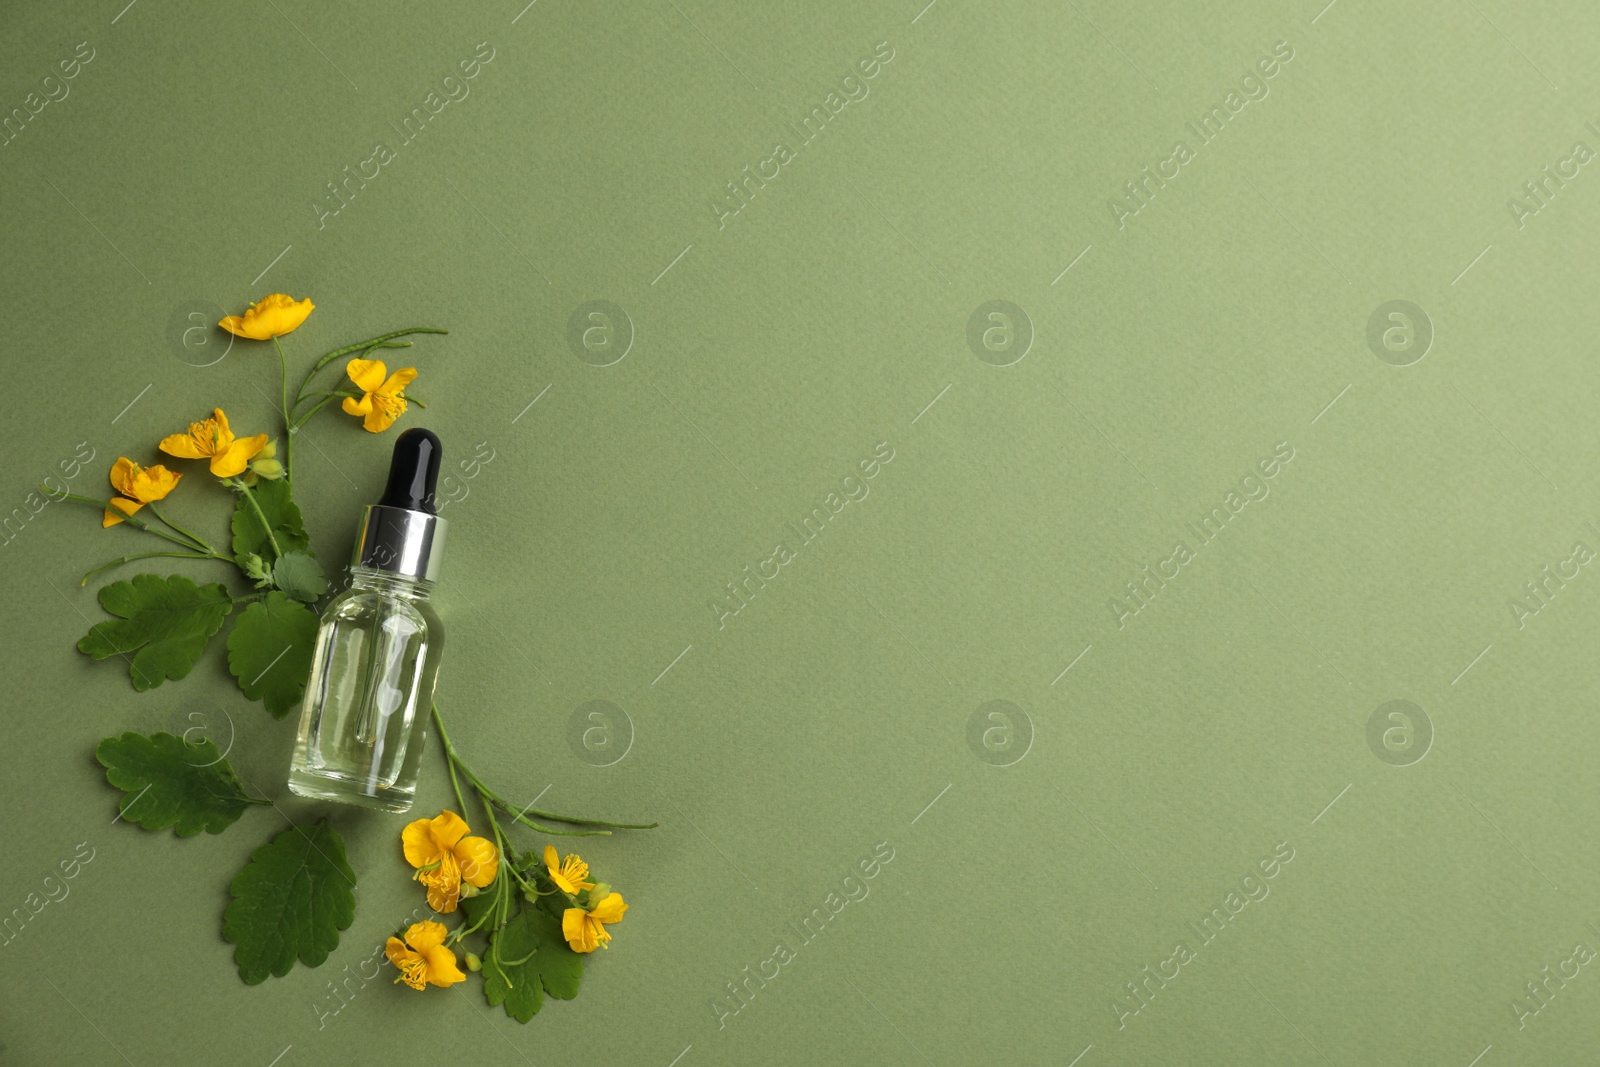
[3,0,1599,1063]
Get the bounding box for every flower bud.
[251,458,284,480]
[465,953,481,972]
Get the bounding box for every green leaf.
[227,592,318,718]
[482,906,583,1022]
[241,553,271,586]
[95,731,260,836]
[519,861,574,923]
[232,478,309,565]
[76,574,233,690]
[224,819,357,984]
[273,550,329,603]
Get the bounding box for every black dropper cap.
[376,428,442,514]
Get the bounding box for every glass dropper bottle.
[288,428,448,812]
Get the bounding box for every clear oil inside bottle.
[289,566,444,812]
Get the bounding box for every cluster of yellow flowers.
[545,843,629,953]
[96,293,420,527]
[100,408,277,527]
[386,810,629,991]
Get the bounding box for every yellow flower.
[101,457,182,528]
[562,891,627,953]
[401,810,499,914]
[158,408,269,478]
[385,921,465,991]
[241,439,284,487]
[543,844,595,894]
[219,293,315,340]
[342,358,417,433]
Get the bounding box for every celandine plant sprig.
[47,293,653,1022]
[377,706,653,1017]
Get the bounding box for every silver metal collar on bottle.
[353,504,447,582]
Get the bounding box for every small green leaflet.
[483,906,583,1022]
[227,592,318,718]
[224,819,357,984]
[273,550,329,603]
[232,478,309,565]
[77,574,233,690]
[240,553,271,586]
[95,731,262,836]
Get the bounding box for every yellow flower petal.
[386,939,429,991]
[341,394,373,417]
[423,945,466,987]
[428,810,471,851]
[379,367,418,396]
[402,818,443,869]
[102,497,143,528]
[362,397,405,433]
[220,293,314,339]
[403,920,449,953]
[161,408,239,465]
[131,465,181,503]
[384,936,414,969]
[455,836,499,888]
[588,891,627,925]
[543,845,594,893]
[109,457,138,497]
[346,358,389,394]
[210,408,235,448]
[419,853,462,913]
[158,433,207,460]
[563,908,602,953]
[218,314,251,339]
[210,434,268,478]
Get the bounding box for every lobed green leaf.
[76,574,233,690]
[482,906,583,1022]
[231,479,309,566]
[224,819,357,984]
[226,592,318,718]
[95,731,259,836]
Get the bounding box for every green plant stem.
[229,479,282,560]
[496,796,658,831]
[444,743,470,820]
[273,336,293,481]
[49,490,231,555]
[293,392,355,428]
[314,328,446,373]
[292,328,445,417]
[80,551,216,586]
[485,795,614,837]
[145,502,216,555]
[484,804,534,892]
[431,703,654,835]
